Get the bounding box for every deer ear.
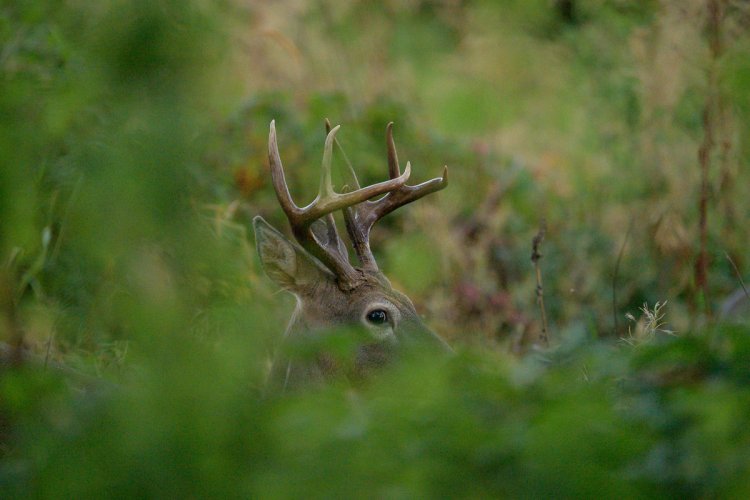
[253,216,332,293]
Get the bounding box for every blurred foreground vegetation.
[2,0,750,497]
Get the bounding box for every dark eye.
[366,309,388,325]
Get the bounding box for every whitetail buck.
[254,120,451,389]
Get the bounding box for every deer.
[254,120,451,389]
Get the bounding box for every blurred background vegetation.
[2,0,750,497]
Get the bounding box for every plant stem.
[695,0,725,317]
[531,220,549,347]
[612,219,634,336]
[725,252,750,302]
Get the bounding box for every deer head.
[254,120,450,389]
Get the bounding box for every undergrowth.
[1,0,749,497]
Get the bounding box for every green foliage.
[1,0,749,497]
[4,325,750,497]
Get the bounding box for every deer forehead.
[300,280,417,320]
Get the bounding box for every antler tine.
[320,124,340,198]
[368,162,448,221]
[343,123,448,272]
[386,122,400,179]
[311,127,411,217]
[268,120,302,218]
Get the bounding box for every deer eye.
[366,309,388,325]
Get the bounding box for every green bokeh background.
[2,1,750,497]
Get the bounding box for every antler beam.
[342,122,448,271]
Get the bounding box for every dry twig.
[531,220,549,347]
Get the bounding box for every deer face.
[254,120,450,389]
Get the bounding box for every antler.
[268,120,412,288]
[332,121,448,272]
